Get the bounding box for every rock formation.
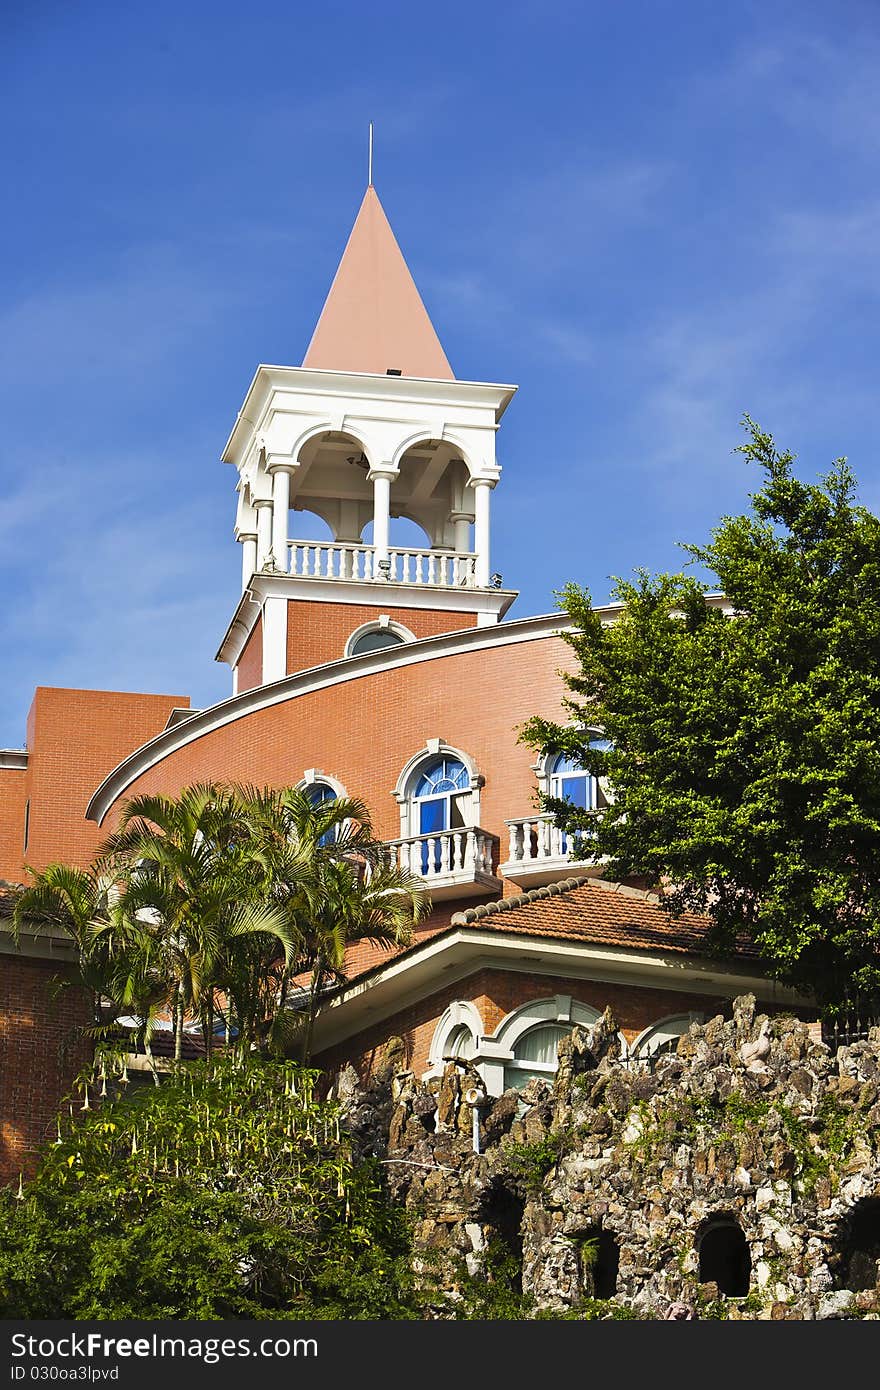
[336,998,880,1318]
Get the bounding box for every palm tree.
[100,783,297,1061]
[12,863,116,1030]
[238,785,428,1062]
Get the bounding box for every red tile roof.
[448,876,756,957]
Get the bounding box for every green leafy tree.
[240,786,428,1061]
[0,1057,423,1319]
[10,864,146,1042]
[98,783,297,1060]
[523,419,880,1011]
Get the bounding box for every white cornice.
[310,926,810,1052]
[0,750,28,770]
[0,928,77,963]
[87,608,598,826]
[214,573,519,667]
[222,365,518,466]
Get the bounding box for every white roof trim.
[87,609,591,825]
[215,573,517,668]
[87,591,734,827]
[0,928,77,963]
[310,925,809,1052]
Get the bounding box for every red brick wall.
[0,769,28,883]
[236,615,263,693]
[315,966,739,1080]
[0,954,91,1183]
[286,599,478,675]
[341,898,487,977]
[102,631,575,854]
[20,688,188,876]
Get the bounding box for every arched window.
[445,1023,475,1061]
[543,734,611,856]
[412,755,471,873]
[300,771,348,848]
[350,628,404,655]
[305,779,337,847]
[631,1014,701,1063]
[345,617,415,658]
[505,1023,571,1089]
[548,736,612,812]
[425,1001,484,1077]
[491,997,602,1093]
[414,756,470,834]
[305,781,336,810]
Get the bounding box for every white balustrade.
[285,541,478,588]
[385,826,497,883]
[505,814,588,865]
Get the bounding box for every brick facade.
[0,768,28,884]
[315,965,735,1081]
[99,632,576,852]
[0,688,187,884]
[285,598,478,676]
[236,614,263,693]
[0,953,91,1182]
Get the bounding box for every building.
[0,179,806,1179]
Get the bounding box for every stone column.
[472,479,494,587]
[450,510,473,555]
[369,469,396,577]
[270,464,295,575]
[238,531,258,590]
[254,499,273,569]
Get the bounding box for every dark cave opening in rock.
[477,1178,525,1289]
[836,1197,880,1291]
[697,1214,751,1297]
[581,1227,620,1299]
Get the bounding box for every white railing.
[285,541,478,588]
[385,827,497,882]
[505,814,587,866]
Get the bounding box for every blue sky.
[2,0,879,744]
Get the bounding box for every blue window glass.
[549,738,610,853]
[306,782,337,846]
[412,756,471,871]
[414,757,469,799]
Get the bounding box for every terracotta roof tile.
[447,876,756,957]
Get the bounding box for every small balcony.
[385,826,501,901]
[498,814,600,888]
[286,540,479,589]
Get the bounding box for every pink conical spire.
[302,185,454,379]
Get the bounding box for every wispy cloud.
[0,243,246,394]
[0,455,232,743]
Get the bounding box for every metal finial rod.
[368,122,373,186]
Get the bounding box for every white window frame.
[393,739,483,839]
[533,727,613,812]
[467,995,603,1096]
[344,615,416,659]
[297,769,351,844]
[300,768,349,800]
[424,1000,484,1078]
[630,1012,703,1060]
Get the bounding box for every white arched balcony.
[384,741,501,900]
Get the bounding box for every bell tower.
[217,181,518,692]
